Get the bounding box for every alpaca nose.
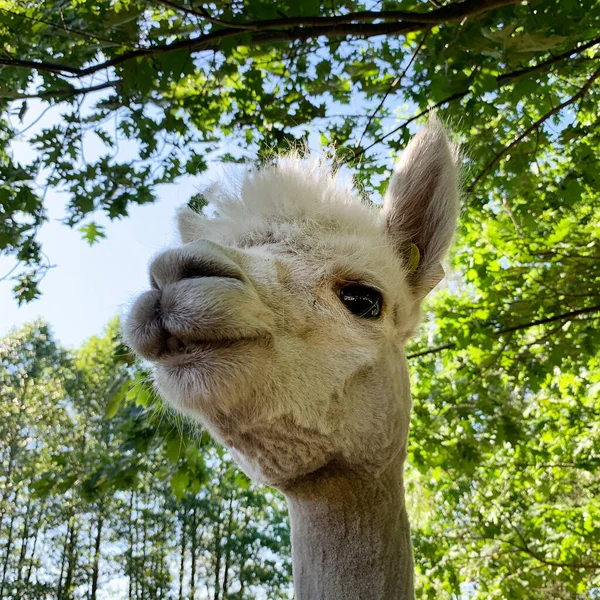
[149,241,245,290]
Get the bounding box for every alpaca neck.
[284,452,414,600]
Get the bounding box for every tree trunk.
[62,518,79,599]
[221,496,234,599]
[140,509,147,600]
[0,380,28,532]
[178,510,187,600]
[24,511,41,586]
[0,511,16,600]
[90,513,104,600]
[127,492,135,600]
[57,520,72,600]
[237,514,252,598]
[212,513,223,600]
[189,504,198,600]
[15,499,32,593]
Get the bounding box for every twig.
[501,197,522,236]
[1,7,120,46]
[0,79,120,100]
[151,0,251,30]
[8,103,55,139]
[348,37,600,163]
[0,262,21,282]
[355,27,431,149]
[406,304,600,359]
[504,526,600,571]
[151,0,205,19]
[469,64,600,192]
[346,90,467,164]
[501,304,600,333]
[497,34,600,83]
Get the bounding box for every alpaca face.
[125,121,458,487]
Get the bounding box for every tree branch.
[347,89,468,163]
[0,57,82,76]
[0,0,520,78]
[497,34,600,83]
[350,37,600,161]
[3,6,595,110]
[0,80,119,100]
[406,342,455,359]
[154,0,518,30]
[152,0,254,30]
[1,7,121,46]
[406,304,600,359]
[152,0,206,19]
[469,64,600,191]
[500,304,600,334]
[355,27,431,149]
[504,527,600,571]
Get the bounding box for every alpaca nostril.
[166,335,184,353]
[178,256,244,282]
[149,246,245,290]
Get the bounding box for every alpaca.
[124,119,459,600]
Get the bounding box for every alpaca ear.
[384,119,459,298]
[177,206,204,244]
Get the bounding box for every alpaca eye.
[339,285,382,318]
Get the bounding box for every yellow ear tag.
[408,243,421,271]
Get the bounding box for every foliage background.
[1,0,599,598]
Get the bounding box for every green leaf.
[106,381,129,418]
[79,222,106,246]
[170,469,189,497]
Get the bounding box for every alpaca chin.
[152,338,273,423]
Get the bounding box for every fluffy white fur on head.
[126,121,459,487]
[177,153,382,247]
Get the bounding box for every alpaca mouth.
[159,334,264,360]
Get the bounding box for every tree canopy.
[1,0,599,597]
[1,0,598,301]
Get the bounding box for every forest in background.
[1,0,599,598]
[0,321,292,600]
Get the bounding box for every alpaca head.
[124,120,458,488]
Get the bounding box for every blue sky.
[0,182,190,347]
[0,98,206,347]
